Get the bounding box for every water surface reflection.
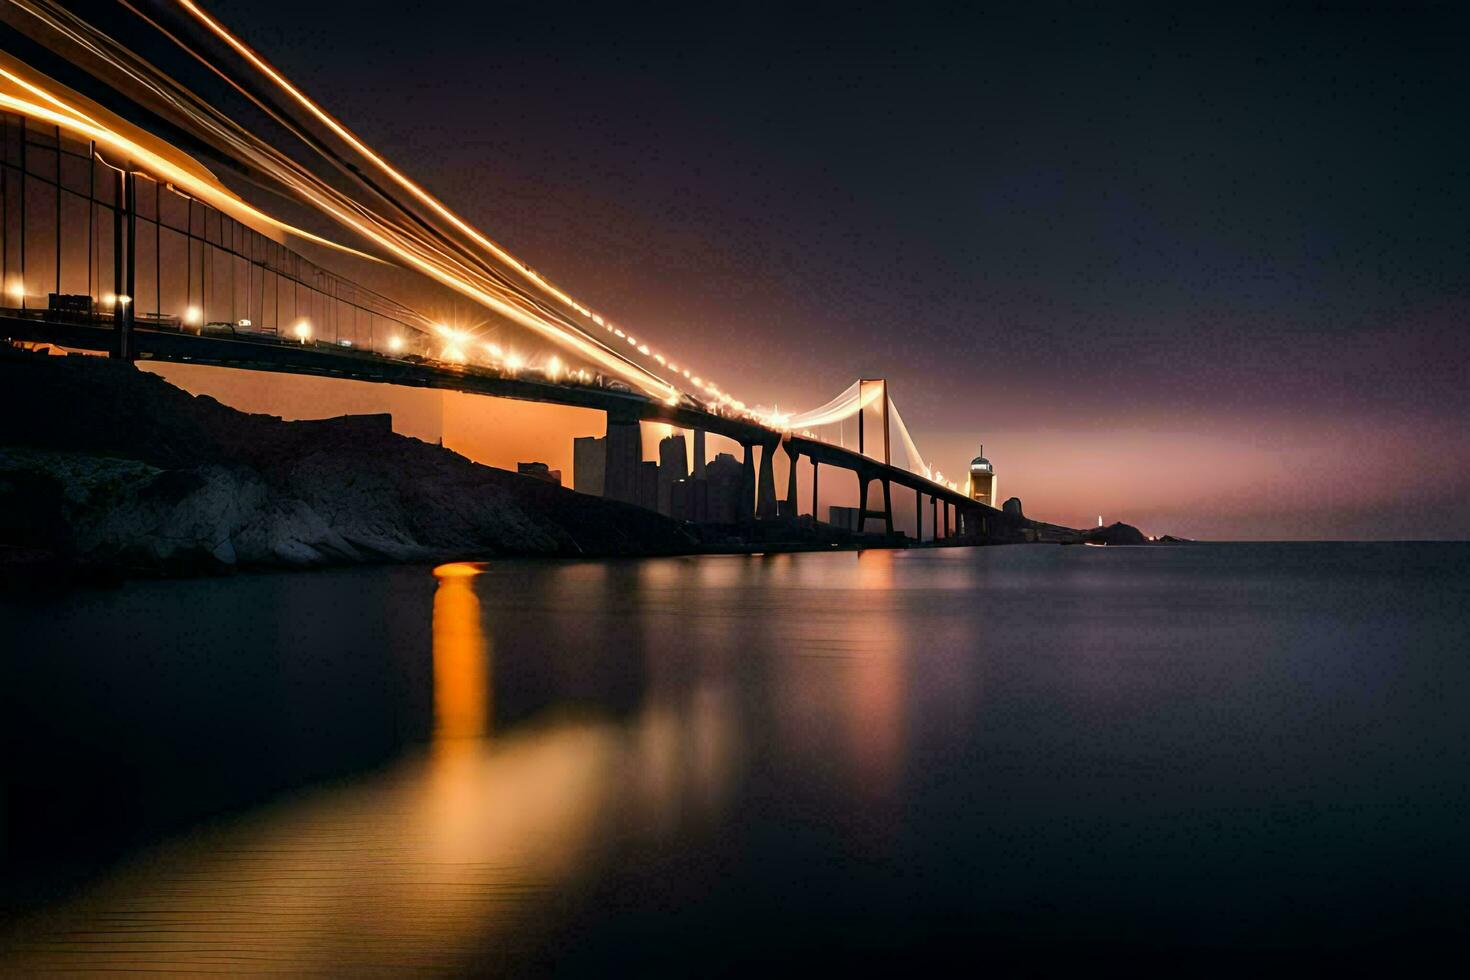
[3,545,1469,972]
[2,559,743,973]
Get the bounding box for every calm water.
[3,544,1468,973]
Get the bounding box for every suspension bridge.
[0,0,1003,541]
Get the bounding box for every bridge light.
[236,319,252,328]
[613,328,625,338]
[6,281,25,302]
[293,319,311,341]
[547,355,562,380]
[183,306,202,327]
[116,295,132,306]
[387,335,404,352]
[637,344,650,355]
[485,342,503,358]
[691,376,702,386]
[505,352,524,372]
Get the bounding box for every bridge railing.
[0,111,432,355]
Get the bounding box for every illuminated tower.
[968,445,997,507]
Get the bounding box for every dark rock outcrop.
[1082,521,1149,546]
[0,350,695,579]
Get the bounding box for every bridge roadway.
[2,313,988,538]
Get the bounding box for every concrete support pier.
[756,439,778,519]
[739,442,756,523]
[784,441,800,516]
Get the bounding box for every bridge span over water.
[0,2,1005,543]
[3,311,995,541]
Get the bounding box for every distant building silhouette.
[603,418,641,504]
[517,461,561,486]
[671,477,709,523]
[657,433,689,516]
[574,427,727,519]
[705,452,743,524]
[573,435,605,496]
[636,460,659,513]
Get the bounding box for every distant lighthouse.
[968,446,997,507]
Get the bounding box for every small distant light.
[293,320,311,341]
[339,339,352,347]
[505,352,524,372]
[637,344,650,355]
[116,294,132,306]
[5,281,24,301]
[183,306,203,326]
[235,318,251,328]
[388,335,404,352]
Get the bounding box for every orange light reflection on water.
[432,562,490,741]
[0,564,741,974]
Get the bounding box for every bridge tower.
[856,379,890,464]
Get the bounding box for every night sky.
[202,1,1468,538]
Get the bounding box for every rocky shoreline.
[0,350,698,585]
